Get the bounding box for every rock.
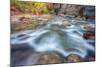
[84,57,95,62]
[11,6,22,16]
[11,47,33,66]
[65,54,82,63]
[37,52,62,64]
[83,6,95,19]
[24,53,42,65]
[88,57,95,61]
[75,16,86,21]
[17,52,63,65]
[83,32,95,39]
[57,4,82,16]
[11,16,20,23]
[83,24,95,31]
[19,17,32,23]
[79,6,95,20]
[83,24,95,39]
[62,20,71,27]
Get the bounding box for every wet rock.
[83,32,95,39]
[84,57,95,62]
[18,52,63,65]
[83,24,95,31]
[24,53,42,65]
[75,16,86,21]
[19,17,32,23]
[62,20,71,27]
[83,24,95,39]
[88,57,95,61]
[65,54,82,63]
[37,52,62,64]
[11,47,33,66]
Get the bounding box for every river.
[11,16,95,66]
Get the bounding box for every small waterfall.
[11,16,95,58]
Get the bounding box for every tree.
[32,2,49,15]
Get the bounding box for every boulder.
[65,54,82,63]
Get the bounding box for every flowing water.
[11,16,95,65]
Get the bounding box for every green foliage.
[11,0,17,6]
[11,0,53,14]
[16,3,25,12]
[32,2,49,14]
[11,0,32,13]
[16,1,32,13]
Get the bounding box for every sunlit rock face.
[11,17,95,59]
[58,4,82,16]
[52,4,95,22]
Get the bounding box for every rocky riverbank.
[11,14,54,32]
